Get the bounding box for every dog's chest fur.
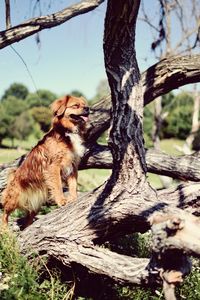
[66,132,85,159]
[61,132,85,180]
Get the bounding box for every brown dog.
[1,95,89,227]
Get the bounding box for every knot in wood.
[166,217,184,235]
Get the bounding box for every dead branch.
[0,0,104,49]
[80,144,200,182]
[84,54,200,142]
[13,196,199,290]
[5,0,11,29]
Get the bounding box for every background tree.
[70,90,85,98]
[0,84,56,145]
[10,111,35,141]
[162,92,193,140]
[31,106,52,132]
[25,90,57,108]
[0,95,29,146]
[0,105,10,146]
[140,0,200,149]
[1,83,29,101]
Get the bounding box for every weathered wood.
[0,0,104,49]
[150,211,199,300]
[16,203,200,287]
[20,237,151,285]
[80,144,200,182]
[5,0,11,29]
[86,54,200,142]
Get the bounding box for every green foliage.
[143,105,154,147]
[0,231,42,300]
[114,285,161,300]
[0,84,56,145]
[10,111,35,141]
[0,231,74,300]
[162,104,192,139]
[31,106,52,132]
[162,92,193,140]
[143,92,194,143]
[0,106,11,145]
[2,96,28,116]
[25,90,57,108]
[0,96,29,145]
[108,233,151,258]
[70,90,85,97]
[1,83,29,101]
[161,91,175,110]
[178,260,200,299]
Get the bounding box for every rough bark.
[143,54,200,105]
[15,188,200,287]
[17,210,200,287]
[0,0,104,49]
[84,54,200,141]
[81,145,200,182]
[5,0,11,29]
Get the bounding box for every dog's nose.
[84,107,90,113]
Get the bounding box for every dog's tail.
[0,167,17,208]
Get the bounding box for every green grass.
[0,148,26,164]
[0,135,39,164]
[78,169,111,191]
[160,138,185,156]
[147,173,163,189]
[2,134,39,150]
[0,230,74,300]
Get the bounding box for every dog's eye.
[72,104,80,109]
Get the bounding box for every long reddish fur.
[1,95,89,227]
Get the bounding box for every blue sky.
[0,0,158,100]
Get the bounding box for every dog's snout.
[84,107,90,114]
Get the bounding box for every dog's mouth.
[70,113,89,123]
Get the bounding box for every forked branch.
[0,0,104,49]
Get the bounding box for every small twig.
[5,0,11,29]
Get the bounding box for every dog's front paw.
[57,198,68,206]
[66,195,77,203]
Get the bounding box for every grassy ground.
[0,135,38,164]
[160,138,185,155]
[0,148,26,164]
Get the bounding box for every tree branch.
[1,144,200,191]
[85,54,200,143]
[0,0,104,49]
[5,0,11,29]
[80,144,200,182]
[15,186,200,288]
[19,238,151,286]
[143,54,200,105]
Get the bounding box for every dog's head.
[51,95,89,133]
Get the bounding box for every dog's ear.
[51,96,69,117]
